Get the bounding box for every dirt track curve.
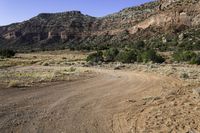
[0,68,183,133]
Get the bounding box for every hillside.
[1,0,200,51]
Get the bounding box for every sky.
[0,0,152,26]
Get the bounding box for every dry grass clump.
[180,73,189,79]
[7,80,26,88]
[65,67,76,72]
[42,62,49,66]
[8,80,21,88]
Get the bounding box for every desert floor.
[0,51,200,133]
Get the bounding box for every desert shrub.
[8,80,23,88]
[177,41,194,50]
[42,62,49,66]
[172,51,197,62]
[116,50,137,63]
[138,49,165,63]
[190,54,200,65]
[86,51,103,63]
[180,73,189,79]
[97,44,110,50]
[104,48,119,62]
[69,67,76,72]
[129,40,145,50]
[0,49,16,58]
[135,40,145,49]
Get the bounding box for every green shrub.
[104,48,119,62]
[116,50,137,63]
[0,49,16,58]
[172,51,197,62]
[180,73,189,79]
[139,49,165,63]
[190,54,200,65]
[129,40,145,50]
[86,51,103,63]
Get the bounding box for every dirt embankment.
[0,68,200,133]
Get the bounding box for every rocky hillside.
[1,0,200,51]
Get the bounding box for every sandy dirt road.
[0,68,187,133]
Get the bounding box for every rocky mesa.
[1,0,200,51]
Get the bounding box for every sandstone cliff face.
[1,0,200,51]
[129,11,192,34]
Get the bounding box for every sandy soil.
[0,68,200,133]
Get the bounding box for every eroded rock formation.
[3,31,17,40]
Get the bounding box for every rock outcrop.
[3,31,17,40]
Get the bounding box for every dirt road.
[0,68,195,133]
